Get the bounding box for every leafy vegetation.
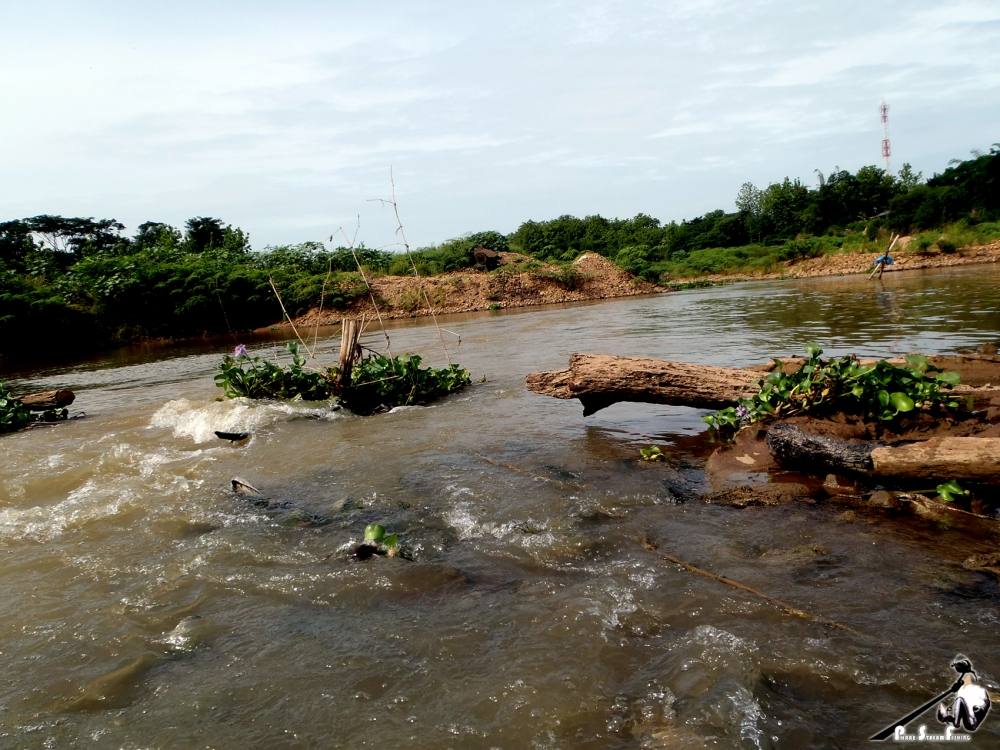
[0,383,33,433]
[640,446,664,462]
[363,523,400,556]
[339,354,471,416]
[935,480,969,504]
[214,342,333,400]
[214,343,471,415]
[704,345,962,434]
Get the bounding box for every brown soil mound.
[293,251,657,327]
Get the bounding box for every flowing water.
[2,266,999,749]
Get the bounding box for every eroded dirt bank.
[294,252,657,326]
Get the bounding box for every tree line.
[2,146,998,357]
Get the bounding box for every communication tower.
[880,101,891,174]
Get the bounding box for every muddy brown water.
[2,266,1000,748]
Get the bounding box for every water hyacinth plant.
[214,342,472,414]
[704,345,963,434]
[338,353,471,416]
[214,341,333,400]
[0,382,33,433]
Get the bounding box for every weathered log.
[18,389,75,410]
[871,438,1000,482]
[767,423,1000,484]
[525,354,760,415]
[528,354,1000,415]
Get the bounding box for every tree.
[133,221,182,252]
[23,215,127,257]
[184,217,226,253]
[897,163,923,190]
[0,220,36,269]
[760,177,810,241]
[735,182,763,242]
[466,230,509,253]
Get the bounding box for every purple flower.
[735,404,751,421]
[233,344,248,358]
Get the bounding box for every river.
[2,265,999,748]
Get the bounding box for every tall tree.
[735,182,763,242]
[184,217,226,253]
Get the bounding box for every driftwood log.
[17,389,75,411]
[525,354,760,415]
[767,423,1000,485]
[527,354,1000,415]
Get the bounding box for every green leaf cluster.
[214,342,333,400]
[935,480,969,504]
[363,523,400,555]
[0,382,33,433]
[640,445,664,461]
[704,346,963,433]
[340,354,471,416]
[214,344,472,414]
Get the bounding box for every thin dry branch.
[641,536,862,635]
[370,167,453,364]
[268,275,313,359]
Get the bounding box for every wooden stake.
[337,317,363,389]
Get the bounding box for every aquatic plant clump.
[0,383,33,433]
[215,342,333,400]
[704,344,963,433]
[214,343,471,414]
[339,353,471,416]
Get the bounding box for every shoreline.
[284,241,1000,329]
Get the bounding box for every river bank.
[286,241,1000,329]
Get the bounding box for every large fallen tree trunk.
[525,354,760,415]
[766,423,1000,484]
[17,389,75,410]
[527,354,1000,415]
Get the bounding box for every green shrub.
[936,236,957,253]
[535,263,585,290]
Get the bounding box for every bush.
[535,263,585,290]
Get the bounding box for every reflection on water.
[1,265,999,748]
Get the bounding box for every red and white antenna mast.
[880,101,891,174]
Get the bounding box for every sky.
[2,1,999,251]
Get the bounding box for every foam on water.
[149,397,341,443]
